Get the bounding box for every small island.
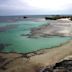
[23,16,28,19]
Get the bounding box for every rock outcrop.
[40,57,72,72]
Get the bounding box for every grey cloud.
[0,0,72,15]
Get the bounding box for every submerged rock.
[27,20,72,38]
[0,43,12,51]
[0,44,5,51]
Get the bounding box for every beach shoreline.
[0,40,72,72]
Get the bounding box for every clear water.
[0,20,71,53]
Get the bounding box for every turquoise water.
[0,20,71,53]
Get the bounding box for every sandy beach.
[29,40,72,66]
[0,40,72,72]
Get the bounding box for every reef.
[21,20,72,38]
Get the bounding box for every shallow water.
[0,20,71,53]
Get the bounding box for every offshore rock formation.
[45,15,72,20]
[23,16,28,19]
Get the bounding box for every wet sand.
[29,40,72,66]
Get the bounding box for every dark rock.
[21,34,30,36]
[40,60,72,72]
[40,67,52,72]
[53,60,72,72]
[0,56,7,70]
[0,56,6,64]
[53,60,72,69]
[41,34,51,38]
[5,43,12,47]
[53,67,67,72]
[23,16,27,19]
[45,17,55,20]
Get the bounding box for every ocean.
[0,15,71,53]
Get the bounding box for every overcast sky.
[0,0,72,15]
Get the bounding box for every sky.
[0,0,72,15]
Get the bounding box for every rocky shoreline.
[40,59,72,72]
